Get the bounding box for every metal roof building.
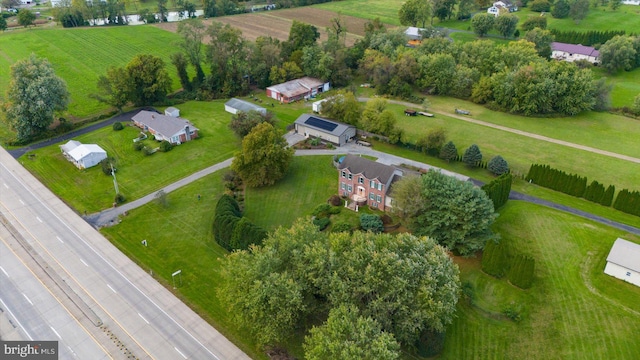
[604,238,640,287]
[293,114,356,146]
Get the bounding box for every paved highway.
[0,147,250,359]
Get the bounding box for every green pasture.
[593,67,640,108]
[21,101,239,212]
[448,30,514,45]
[442,201,640,359]
[99,170,267,360]
[313,0,406,26]
[513,5,640,33]
[0,26,183,118]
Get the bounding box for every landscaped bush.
[360,214,383,233]
[159,140,173,152]
[331,222,352,233]
[313,217,330,230]
[142,146,155,156]
[312,203,332,218]
[530,0,551,12]
[328,194,342,206]
[213,194,266,251]
[114,193,126,204]
[133,141,145,151]
[100,157,115,176]
[230,217,267,250]
[112,122,124,131]
[463,144,482,167]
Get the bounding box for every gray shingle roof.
[338,154,397,185]
[267,77,325,98]
[132,110,198,138]
[551,42,600,58]
[607,238,640,273]
[294,114,355,138]
[225,98,267,113]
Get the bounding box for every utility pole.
[111,163,119,195]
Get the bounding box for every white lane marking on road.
[175,347,187,359]
[138,313,149,324]
[80,259,88,267]
[22,293,33,305]
[50,326,61,339]
[0,266,9,277]
[19,199,24,205]
[3,183,8,189]
[0,161,222,360]
[67,346,77,357]
[0,298,33,340]
[56,236,64,244]
[107,284,117,293]
[36,216,42,223]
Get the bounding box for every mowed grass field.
[442,201,640,360]
[0,26,183,119]
[21,101,239,212]
[314,0,406,25]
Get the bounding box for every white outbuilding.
[604,238,640,287]
[224,98,267,115]
[60,140,107,169]
[164,107,180,118]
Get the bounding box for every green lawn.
[442,201,640,359]
[513,6,640,33]
[381,100,640,194]
[593,67,640,108]
[0,26,183,119]
[21,101,239,212]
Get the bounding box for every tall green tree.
[17,9,36,27]
[360,98,396,136]
[92,66,130,111]
[157,0,168,22]
[177,18,206,85]
[205,21,248,97]
[419,53,456,95]
[398,0,431,28]
[0,16,7,31]
[552,0,571,18]
[439,140,458,162]
[5,55,69,142]
[282,20,320,60]
[471,13,495,38]
[409,171,498,255]
[525,28,555,58]
[319,90,361,126]
[125,54,172,106]
[494,14,519,39]
[304,305,400,360]
[569,0,590,23]
[600,35,637,73]
[231,122,294,188]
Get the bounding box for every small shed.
[224,98,267,115]
[60,140,107,169]
[294,114,356,146]
[604,238,640,287]
[165,107,180,118]
[312,99,328,113]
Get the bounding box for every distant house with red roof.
[551,42,600,65]
[266,77,330,103]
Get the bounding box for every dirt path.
[358,97,640,165]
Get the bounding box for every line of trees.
[549,29,625,47]
[482,240,535,289]
[213,194,266,251]
[527,164,639,216]
[482,172,513,210]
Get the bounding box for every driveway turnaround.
[0,147,251,360]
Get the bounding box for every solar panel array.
[305,116,338,132]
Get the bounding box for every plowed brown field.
[155,7,391,46]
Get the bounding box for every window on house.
[377,183,383,191]
[359,177,364,184]
[348,185,352,192]
[341,171,346,178]
[371,202,378,208]
[369,193,375,200]
[341,183,346,190]
[348,174,352,180]
[370,180,375,188]
[376,195,382,202]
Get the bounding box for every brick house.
[337,154,408,211]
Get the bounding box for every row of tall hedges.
[482,173,513,210]
[526,164,639,216]
[549,29,625,47]
[213,195,266,251]
[482,241,535,289]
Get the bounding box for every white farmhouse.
[604,238,640,287]
[60,140,108,169]
[487,0,518,16]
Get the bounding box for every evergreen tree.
[488,155,509,175]
[439,141,458,162]
[462,144,482,167]
[601,185,615,207]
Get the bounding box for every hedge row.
[549,29,625,47]
[213,195,266,251]
[482,173,513,210]
[482,240,535,289]
[526,164,639,216]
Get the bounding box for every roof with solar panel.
[294,114,355,137]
